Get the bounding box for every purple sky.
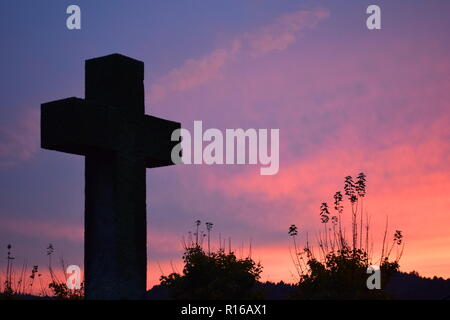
[1,1,450,288]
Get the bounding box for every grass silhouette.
[0,243,83,299]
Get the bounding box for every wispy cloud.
[0,108,39,166]
[149,8,329,103]
[0,217,83,242]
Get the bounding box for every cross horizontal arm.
[41,97,117,156]
[142,115,181,168]
[42,97,181,164]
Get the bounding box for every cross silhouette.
[41,54,180,299]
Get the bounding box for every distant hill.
[147,272,450,300]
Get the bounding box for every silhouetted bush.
[160,245,262,299]
[292,248,399,299]
[289,173,403,299]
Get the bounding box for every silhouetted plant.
[0,243,84,299]
[160,245,262,299]
[289,173,404,299]
[29,265,38,294]
[206,222,214,255]
[288,225,298,237]
[48,280,84,300]
[162,221,262,299]
[46,244,84,299]
[194,220,201,245]
[292,247,398,299]
[1,244,15,298]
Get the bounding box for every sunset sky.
[1,0,449,289]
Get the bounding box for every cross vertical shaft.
[84,55,147,299]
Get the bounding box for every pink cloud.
[150,49,232,103]
[0,108,39,166]
[148,8,329,103]
[245,8,329,55]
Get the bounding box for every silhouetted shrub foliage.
[292,248,399,299]
[289,173,403,299]
[160,246,262,299]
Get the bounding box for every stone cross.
[41,54,180,299]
